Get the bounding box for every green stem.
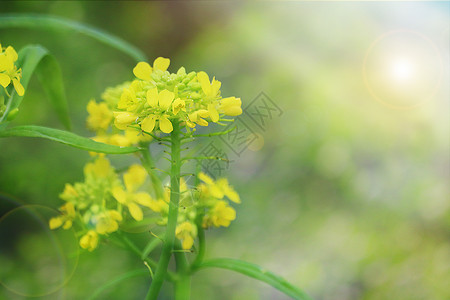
[117,234,176,282]
[146,121,182,300]
[174,241,191,300]
[140,145,164,200]
[191,224,205,269]
[175,274,191,300]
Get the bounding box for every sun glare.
[390,58,415,82]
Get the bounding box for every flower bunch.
[53,58,242,253]
[0,44,24,97]
[113,57,242,134]
[49,157,159,251]
[86,82,151,149]
[173,172,240,250]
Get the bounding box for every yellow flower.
[84,157,114,178]
[86,100,113,132]
[172,98,186,115]
[101,81,131,107]
[94,210,123,234]
[220,97,242,116]
[80,230,99,251]
[113,111,138,130]
[198,172,240,203]
[133,57,170,81]
[60,183,78,201]
[203,200,236,228]
[108,134,132,147]
[141,88,175,134]
[49,202,76,230]
[0,45,24,96]
[176,221,197,250]
[197,71,221,122]
[117,87,140,111]
[112,164,159,221]
[187,109,210,128]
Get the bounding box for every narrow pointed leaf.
[35,54,71,130]
[0,45,71,129]
[0,14,146,62]
[196,258,312,300]
[0,125,141,154]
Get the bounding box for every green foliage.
[0,45,70,129]
[196,258,312,300]
[0,125,140,154]
[0,14,146,62]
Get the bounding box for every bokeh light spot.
[363,30,443,109]
[0,205,79,297]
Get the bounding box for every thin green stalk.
[140,145,164,200]
[146,121,182,300]
[117,234,176,282]
[175,274,191,300]
[191,223,205,269]
[174,241,191,300]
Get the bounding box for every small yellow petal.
[112,186,128,204]
[141,115,156,133]
[197,118,208,127]
[133,62,152,80]
[146,87,158,107]
[182,236,194,250]
[128,202,143,221]
[198,172,214,185]
[5,46,18,62]
[80,230,98,251]
[158,90,174,110]
[159,116,173,133]
[109,210,123,222]
[197,109,210,118]
[223,106,242,116]
[172,98,185,115]
[62,220,72,229]
[13,79,24,96]
[113,112,137,130]
[208,104,219,122]
[133,192,153,207]
[220,97,242,116]
[186,121,196,128]
[0,73,10,87]
[188,112,198,122]
[210,78,222,96]
[210,184,224,199]
[124,164,147,192]
[153,57,170,71]
[197,71,211,95]
[49,217,63,229]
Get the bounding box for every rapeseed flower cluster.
[52,57,242,252]
[49,157,159,251]
[86,82,151,150]
[174,172,240,250]
[112,57,242,134]
[0,44,24,97]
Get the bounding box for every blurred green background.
[0,1,449,300]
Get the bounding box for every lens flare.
[363,30,443,110]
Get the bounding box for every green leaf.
[196,258,313,300]
[35,53,71,130]
[86,269,148,300]
[0,125,141,154]
[0,14,146,62]
[0,45,71,129]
